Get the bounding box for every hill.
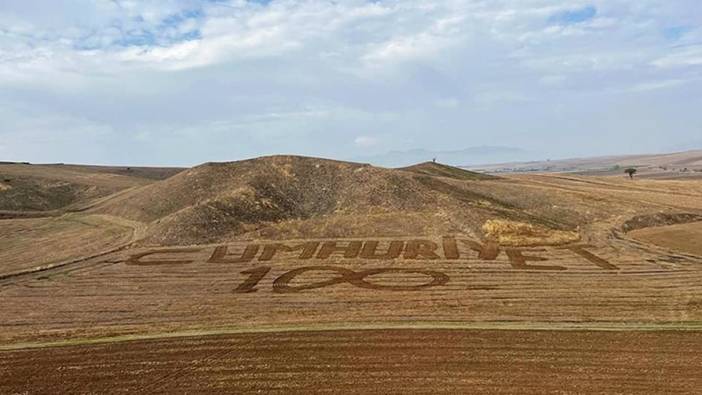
[402,162,498,181]
[94,156,578,245]
[0,163,183,214]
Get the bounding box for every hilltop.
[93,156,581,245]
[402,162,498,181]
[5,155,699,249]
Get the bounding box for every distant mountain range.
[352,146,535,168]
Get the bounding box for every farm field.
[1,156,702,393]
[1,235,702,346]
[0,214,140,278]
[629,221,702,256]
[2,329,701,394]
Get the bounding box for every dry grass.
[95,156,514,245]
[481,219,581,246]
[401,161,498,180]
[0,163,162,212]
[0,214,137,277]
[629,221,702,256]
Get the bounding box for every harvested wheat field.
[2,156,702,393]
[629,221,702,256]
[0,214,141,278]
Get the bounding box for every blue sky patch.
[549,5,597,25]
[73,7,204,50]
[663,26,691,41]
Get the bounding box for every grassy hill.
[94,156,573,245]
[401,162,498,181]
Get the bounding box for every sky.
[0,0,701,166]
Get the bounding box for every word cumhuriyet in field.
[118,237,630,294]
[126,237,618,270]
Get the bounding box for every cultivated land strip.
[2,320,702,351]
[2,329,701,394]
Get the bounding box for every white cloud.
[651,45,702,68]
[434,98,460,108]
[628,79,687,92]
[539,74,567,86]
[354,136,378,147]
[0,0,701,164]
[473,90,531,108]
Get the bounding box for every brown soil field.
[2,329,701,394]
[2,156,702,393]
[630,221,702,256]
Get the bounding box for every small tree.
[625,168,637,179]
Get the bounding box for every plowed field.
[2,329,701,394]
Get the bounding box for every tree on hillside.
[625,168,637,179]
